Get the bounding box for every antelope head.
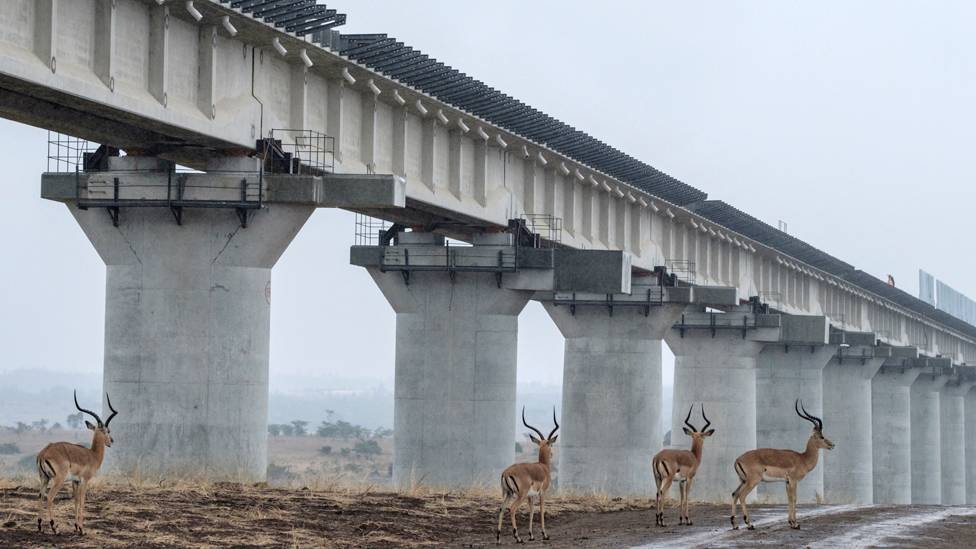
[76,390,118,447]
[523,407,559,462]
[682,403,715,441]
[796,399,833,450]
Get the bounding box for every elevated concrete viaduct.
[4,1,976,498]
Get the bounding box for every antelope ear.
[548,435,558,444]
[86,421,96,431]
[682,427,693,436]
[703,429,715,437]
[529,435,541,444]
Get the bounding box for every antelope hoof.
[50,520,58,535]
[685,520,693,526]
[543,533,550,541]
[791,523,801,530]
[37,518,42,532]
[747,525,755,531]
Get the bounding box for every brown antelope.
[730,399,833,530]
[652,403,714,527]
[36,391,119,535]
[496,407,559,544]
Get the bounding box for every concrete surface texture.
[910,374,950,504]
[966,388,976,504]
[65,200,314,478]
[755,343,835,503]
[542,289,686,495]
[940,380,974,505]
[821,351,884,504]
[364,234,533,487]
[665,310,780,501]
[872,366,922,504]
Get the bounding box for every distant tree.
[291,420,309,437]
[354,440,381,458]
[663,430,671,446]
[340,448,350,456]
[268,424,282,436]
[17,453,38,471]
[317,419,368,440]
[32,419,49,433]
[67,412,85,430]
[14,422,32,436]
[280,424,295,437]
[373,427,394,439]
[515,442,523,453]
[319,446,332,455]
[51,423,63,430]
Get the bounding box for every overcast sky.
[1,1,974,390]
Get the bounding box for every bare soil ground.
[3,477,976,549]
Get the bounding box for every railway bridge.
[4,0,976,503]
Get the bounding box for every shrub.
[17,453,38,471]
[319,446,332,455]
[0,443,20,455]
[340,448,350,456]
[343,463,361,473]
[353,440,381,458]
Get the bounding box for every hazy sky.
[1,1,975,390]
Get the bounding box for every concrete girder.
[940,377,975,505]
[755,315,833,503]
[821,335,885,504]
[539,279,737,496]
[665,309,781,502]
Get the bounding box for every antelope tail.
[502,475,519,496]
[37,458,56,480]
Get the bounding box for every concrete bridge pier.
[911,365,951,504]
[362,233,532,487]
[821,334,886,504]
[540,279,709,496]
[755,315,832,503]
[665,308,780,502]
[872,355,922,504]
[48,158,315,478]
[966,385,976,504]
[353,232,633,487]
[940,376,975,505]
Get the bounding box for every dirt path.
[3,481,976,548]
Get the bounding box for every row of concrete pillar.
[47,163,973,505]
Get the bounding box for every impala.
[36,391,119,535]
[496,407,559,544]
[730,399,833,530]
[652,403,714,526]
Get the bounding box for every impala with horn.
[651,403,715,526]
[36,391,119,535]
[497,407,559,544]
[730,399,833,530]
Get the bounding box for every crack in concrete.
[213,227,241,265]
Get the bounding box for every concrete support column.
[911,373,950,503]
[542,290,686,495]
[365,234,532,487]
[665,310,780,502]
[755,344,835,502]
[68,199,313,478]
[822,349,884,503]
[940,379,974,505]
[966,387,976,504]
[872,365,922,503]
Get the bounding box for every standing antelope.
[730,399,833,530]
[36,391,119,535]
[652,404,714,527]
[497,407,559,544]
